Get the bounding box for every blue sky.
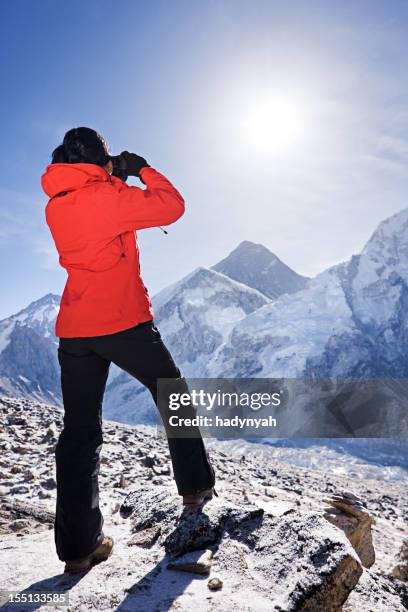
[2,0,408,319]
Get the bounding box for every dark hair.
[51,127,110,166]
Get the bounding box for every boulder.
[251,510,363,612]
[323,491,375,567]
[120,486,263,557]
[120,486,180,527]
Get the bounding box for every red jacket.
[41,163,185,337]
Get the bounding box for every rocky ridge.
[0,396,407,611]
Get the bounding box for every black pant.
[55,320,215,561]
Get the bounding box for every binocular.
[108,154,129,182]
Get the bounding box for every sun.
[242,95,304,154]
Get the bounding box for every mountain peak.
[211,241,309,299]
[231,240,279,259]
[12,293,60,320]
[27,293,61,308]
[0,294,61,326]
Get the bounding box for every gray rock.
[40,477,56,490]
[23,469,36,481]
[167,549,213,575]
[10,485,30,494]
[151,477,163,485]
[12,445,29,455]
[114,473,127,489]
[120,486,264,557]
[127,526,161,548]
[207,576,223,591]
[141,453,156,468]
[165,499,263,557]
[120,486,180,527]
[251,511,363,612]
[344,568,408,612]
[38,490,51,500]
[45,422,58,440]
[9,518,32,532]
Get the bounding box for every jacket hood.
[41,163,110,198]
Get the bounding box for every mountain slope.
[103,266,270,424]
[152,266,269,372]
[211,240,309,299]
[0,294,61,404]
[0,293,60,346]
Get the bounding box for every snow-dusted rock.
[344,569,408,612]
[120,488,363,609]
[250,510,363,612]
[120,486,264,557]
[164,500,263,557]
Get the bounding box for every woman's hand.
[120,151,150,177]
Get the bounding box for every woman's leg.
[55,337,111,561]
[88,321,216,495]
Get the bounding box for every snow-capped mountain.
[0,246,274,416]
[208,208,408,381]
[0,294,61,404]
[153,266,269,372]
[204,209,408,437]
[212,240,309,299]
[2,209,408,436]
[0,293,60,343]
[102,266,270,424]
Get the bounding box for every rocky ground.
[0,395,407,611]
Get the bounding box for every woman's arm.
[112,166,185,232]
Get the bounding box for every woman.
[41,127,216,574]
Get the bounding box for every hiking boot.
[64,536,114,574]
[182,487,218,510]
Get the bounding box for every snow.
[17,375,30,384]
[204,305,246,333]
[0,321,13,353]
